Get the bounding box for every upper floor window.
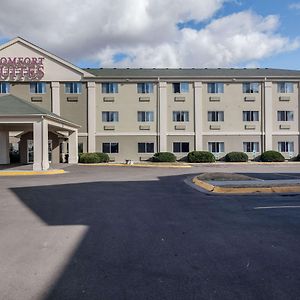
[277,111,294,121]
[102,82,118,93]
[138,142,154,153]
[208,111,224,122]
[30,82,46,94]
[243,82,259,93]
[243,111,259,121]
[207,83,224,93]
[65,82,82,94]
[137,83,153,94]
[103,142,119,153]
[137,111,154,122]
[173,111,189,122]
[0,82,10,94]
[243,142,259,152]
[173,142,189,153]
[102,111,119,122]
[172,82,189,93]
[278,141,294,153]
[277,82,293,93]
[208,142,224,153]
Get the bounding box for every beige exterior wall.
[202,82,262,133]
[96,82,158,133]
[60,83,88,133]
[167,82,195,133]
[272,82,299,132]
[95,135,157,162]
[10,82,52,111]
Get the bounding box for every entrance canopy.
[0,95,80,170]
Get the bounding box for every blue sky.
[1,0,300,69]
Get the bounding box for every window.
[102,82,118,93]
[243,142,259,152]
[30,82,46,94]
[0,82,10,93]
[208,111,224,122]
[277,111,294,121]
[65,82,82,94]
[137,83,153,93]
[207,83,224,93]
[138,143,154,153]
[172,82,189,93]
[137,111,154,122]
[173,142,189,153]
[173,111,189,122]
[102,142,119,153]
[208,142,224,153]
[277,82,293,93]
[278,142,294,153]
[78,143,84,154]
[243,111,259,121]
[102,111,119,122]
[243,82,259,93]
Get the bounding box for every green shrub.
[95,152,110,163]
[79,152,109,163]
[152,152,176,162]
[260,151,285,162]
[187,151,215,163]
[292,154,300,161]
[225,152,248,162]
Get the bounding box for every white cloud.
[0,0,298,68]
[289,3,300,9]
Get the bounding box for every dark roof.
[83,68,300,78]
[0,95,79,127]
[0,94,59,116]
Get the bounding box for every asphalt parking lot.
[0,164,300,300]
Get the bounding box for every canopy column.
[0,130,10,164]
[68,129,78,164]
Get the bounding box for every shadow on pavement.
[11,174,300,300]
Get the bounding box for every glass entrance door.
[27,140,52,163]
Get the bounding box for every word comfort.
[0,57,44,80]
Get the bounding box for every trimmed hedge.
[225,152,248,162]
[152,152,176,162]
[260,151,285,162]
[187,151,215,163]
[79,152,109,163]
[294,154,300,161]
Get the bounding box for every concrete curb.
[192,176,300,194]
[78,163,191,168]
[0,169,65,176]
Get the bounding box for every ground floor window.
[78,143,84,154]
[243,142,259,152]
[208,142,224,153]
[138,142,154,153]
[102,142,119,153]
[173,142,189,153]
[278,141,294,153]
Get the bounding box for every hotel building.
[0,37,299,170]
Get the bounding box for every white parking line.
[254,206,300,210]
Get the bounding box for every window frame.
[243,111,259,122]
[243,142,259,152]
[102,111,119,122]
[172,111,189,122]
[138,142,155,153]
[30,82,46,94]
[0,82,10,94]
[172,82,189,93]
[64,82,82,94]
[207,82,224,94]
[102,142,119,153]
[137,111,154,122]
[277,111,294,122]
[242,82,259,93]
[102,82,118,94]
[278,141,294,153]
[208,142,225,153]
[137,83,154,94]
[208,111,224,122]
[173,142,190,153]
[277,82,294,93]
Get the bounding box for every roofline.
[0,113,81,129]
[0,37,95,78]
